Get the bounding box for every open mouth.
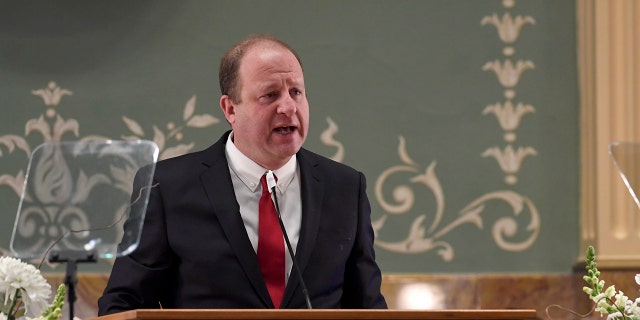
[274,126,295,134]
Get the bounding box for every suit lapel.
[198,134,273,308]
[281,149,324,308]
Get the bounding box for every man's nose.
[277,95,297,116]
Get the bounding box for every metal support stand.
[48,250,97,320]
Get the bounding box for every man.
[98,35,387,314]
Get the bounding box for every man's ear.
[220,95,236,124]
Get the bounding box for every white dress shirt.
[224,132,302,283]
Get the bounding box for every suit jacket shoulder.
[296,147,363,180]
[153,131,229,180]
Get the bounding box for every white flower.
[584,246,640,320]
[604,285,617,299]
[607,311,623,320]
[596,299,610,314]
[614,291,629,309]
[630,298,640,319]
[0,313,8,320]
[0,257,51,318]
[593,292,607,303]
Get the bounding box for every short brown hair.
[219,35,303,103]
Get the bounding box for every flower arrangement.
[583,246,640,320]
[0,256,65,320]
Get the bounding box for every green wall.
[0,0,579,273]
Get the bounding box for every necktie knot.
[260,175,270,196]
[261,173,278,195]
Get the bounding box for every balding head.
[219,35,303,103]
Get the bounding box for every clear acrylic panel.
[10,140,158,260]
[609,141,640,210]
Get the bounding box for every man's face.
[221,42,309,169]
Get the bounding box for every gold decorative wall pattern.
[0,82,219,260]
[368,136,540,261]
[481,0,537,185]
[319,117,344,163]
[318,0,541,261]
[120,95,219,160]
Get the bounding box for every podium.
[90,309,537,320]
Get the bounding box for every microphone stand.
[48,249,98,320]
[267,172,312,309]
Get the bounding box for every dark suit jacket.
[98,131,387,314]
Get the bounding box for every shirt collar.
[225,131,297,194]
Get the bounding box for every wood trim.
[89,309,538,320]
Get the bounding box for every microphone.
[266,170,312,309]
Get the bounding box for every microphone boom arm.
[269,177,313,309]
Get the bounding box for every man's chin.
[275,143,303,157]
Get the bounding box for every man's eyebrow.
[256,81,279,92]
[288,77,305,88]
[257,78,305,91]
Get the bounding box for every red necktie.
[258,174,285,308]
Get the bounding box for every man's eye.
[292,89,302,95]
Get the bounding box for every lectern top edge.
[91,308,538,320]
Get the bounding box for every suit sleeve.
[98,167,177,315]
[340,172,388,308]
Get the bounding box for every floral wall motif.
[0,82,219,266]
[0,0,579,273]
[338,0,542,262]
